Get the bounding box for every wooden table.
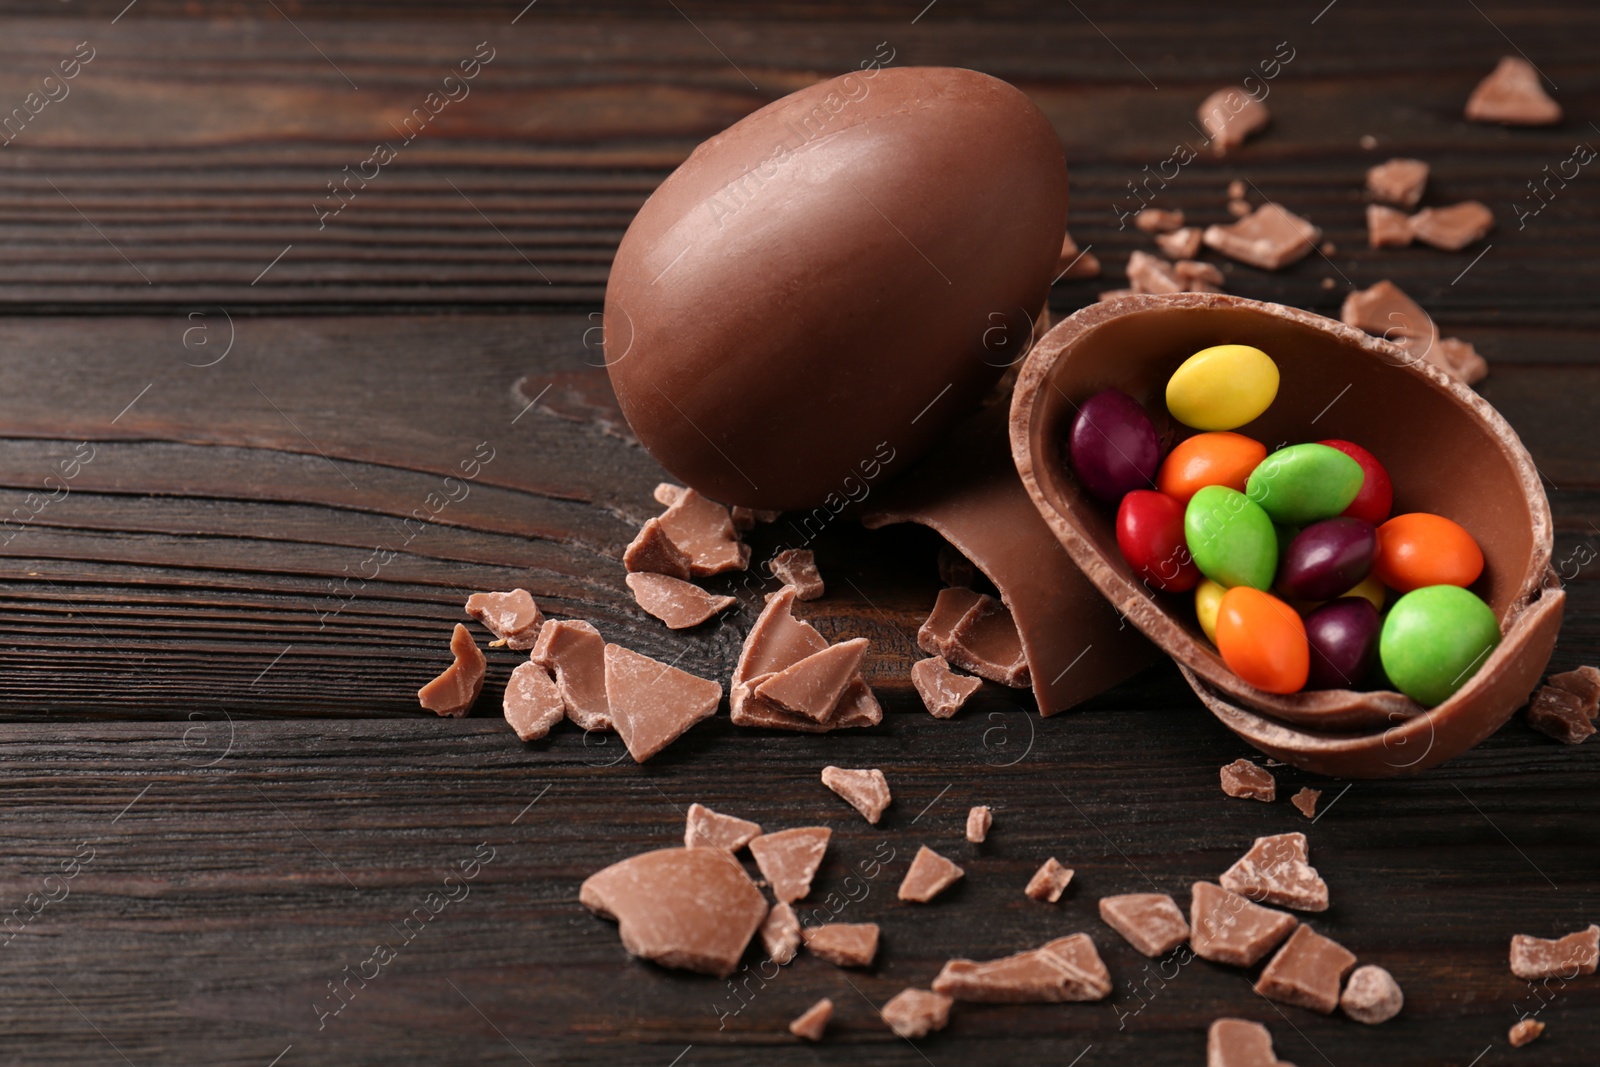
[2,2,1596,1064]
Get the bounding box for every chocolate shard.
[1057,231,1101,280]
[918,587,982,655]
[1340,279,1489,384]
[1098,893,1190,957]
[760,901,802,965]
[749,827,830,903]
[1291,787,1321,819]
[729,505,756,531]
[579,846,767,977]
[530,619,610,731]
[733,587,872,732]
[1135,208,1186,234]
[947,594,1030,687]
[465,589,545,650]
[754,638,870,722]
[1227,179,1248,201]
[880,988,952,1039]
[684,802,762,852]
[1156,226,1204,261]
[653,483,687,507]
[1226,199,1252,218]
[626,571,736,630]
[1340,963,1403,1024]
[503,661,564,741]
[1198,87,1270,155]
[1203,204,1321,270]
[899,845,965,903]
[1509,924,1599,979]
[912,656,983,719]
[768,548,825,601]
[657,487,747,576]
[418,623,486,718]
[1207,1018,1295,1067]
[1366,204,1414,249]
[1127,249,1185,295]
[1254,924,1357,1014]
[1025,857,1074,903]
[1527,685,1595,744]
[1465,56,1561,126]
[1548,665,1600,714]
[789,997,832,1041]
[1509,1018,1546,1047]
[1175,259,1226,292]
[1437,337,1488,386]
[1220,832,1329,912]
[1409,201,1494,251]
[623,517,693,580]
[1366,158,1429,208]
[831,679,884,729]
[1220,758,1276,801]
[820,766,891,824]
[1189,881,1298,966]
[933,933,1111,1003]
[966,805,992,843]
[602,644,721,762]
[802,922,879,967]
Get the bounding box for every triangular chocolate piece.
[753,638,869,721]
[748,827,830,903]
[602,644,721,762]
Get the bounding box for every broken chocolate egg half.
[1011,293,1562,777]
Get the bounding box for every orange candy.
[1215,587,1310,694]
[1157,432,1268,505]
[1374,513,1484,593]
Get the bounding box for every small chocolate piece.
[966,805,992,843]
[1198,88,1270,155]
[912,656,983,718]
[880,988,952,1039]
[749,827,831,903]
[789,998,832,1041]
[1189,881,1298,966]
[1207,1018,1294,1067]
[1465,56,1561,126]
[1227,199,1252,218]
[1135,208,1186,234]
[1410,201,1494,251]
[418,623,486,718]
[1342,280,1483,382]
[1025,857,1074,903]
[530,619,610,730]
[918,586,982,654]
[1437,337,1488,386]
[948,595,1031,687]
[821,766,891,824]
[1510,924,1599,979]
[1366,158,1429,208]
[684,802,762,852]
[754,638,870,722]
[1227,179,1248,201]
[1220,758,1276,801]
[503,661,564,741]
[761,901,802,965]
[932,933,1112,1003]
[580,846,768,978]
[1127,250,1185,295]
[1175,259,1225,292]
[657,488,747,576]
[1156,226,1204,261]
[1057,231,1101,280]
[1548,665,1600,713]
[729,505,755,531]
[1203,204,1321,270]
[626,571,736,629]
[1291,787,1321,819]
[802,922,879,967]
[1359,134,1378,150]
[465,589,544,650]
[1367,204,1414,249]
[1509,1018,1545,1048]
[1220,832,1329,912]
[1254,925,1357,1013]
[1527,685,1596,744]
[731,587,877,732]
[1320,241,1337,257]
[623,517,693,580]
[768,548,824,600]
[1098,893,1190,957]
[1340,963,1403,1024]
[653,483,686,507]
[602,644,722,762]
[899,845,965,902]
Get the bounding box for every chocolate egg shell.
[605,67,1068,511]
[1011,293,1561,777]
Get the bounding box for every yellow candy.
[1166,344,1280,431]
[1342,572,1387,612]
[1195,578,1226,644]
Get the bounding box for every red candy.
[1374,512,1484,593]
[1215,587,1310,694]
[1116,490,1201,593]
[1319,439,1393,526]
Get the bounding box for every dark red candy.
[1070,388,1160,503]
[1319,439,1393,526]
[1280,517,1377,602]
[1116,490,1200,593]
[1304,597,1381,690]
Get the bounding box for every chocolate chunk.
[1135,208,1185,234]
[1527,685,1596,744]
[1340,963,1403,1024]
[1291,787,1321,819]
[1437,337,1488,386]
[1207,1018,1294,1067]
[880,988,952,1039]
[820,766,891,824]
[789,997,832,1041]
[760,901,802,965]
[1466,56,1561,126]
[1189,881,1298,966]
[1366,204,1414,248]
[602,644,721,762]
[1057,231,1101,280]
[948,595,1030,687]
[1127,250,1185,295]
[465,589,544,650]
[503,661,564,741]
[1226,199,1252,218]
[657,488,747,576]
[580,846,768,977]
[802,922,879,967]
[1220,832,1329,912]
[1198,88,1270,155]
[918,586,982,654]
[653,483,686,507]
[530,619,610,730]
[1098,893,1190,957]
[1220,758,1276,801]
[418,624,486,718]
[1510,924,1599,979]
[729,505,756,531]
[684,802,762,852]
[1410,201,1494,251]
[1341,279,1483,383]
[1025,857,1074,903]
[1320,240,1337,257]
[1156,227,1204,261]
[768,548,824,600]
[623,517,693,580]
[626,572,735,630]
[932,933,1111,1003]
[912,656,983,719]
[1255,924,1357,1013]
[749,827,830,903]
[1509,1018,1545,1047]
[1548,665,1600,713]
[1203,204,1321,270]
[1366,158,1429,208]
[1227,179,1248,201]
[731,587,875,732]
[899,845,965,902]
[966,805,992,843]
[1175,259,1225,292]
[754,638,870,722]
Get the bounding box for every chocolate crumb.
[966,805,992,843]
[1198,88,1270,155]
[1510,924,1599,979]
[1254,925,1357,1013]
[912,656,983,718]
[761,901,802,965]
[1189,881,1298,966]
[1359,134,1378,150]
[789,997,832,1041]
[749,827,831,903]
[1527,685,1596,744]
[465,589,544,650]
[1320,277,1336,290]
[1466,56,1562,126]
[1227,199,1252,218]
[530,619,611,730]
[1366,158,1429,208]
[880,988,952,1039]
[1410,201,1494,251]
[657,487,747,576]
[731,588,879,732]
[768,548,825,600]
[803,922,879,967]
[1437,337,1488,386]
[1549,665,1600,714]
[1509,1018,1546,1048]
[932,933,1111,1002]
[685,802,762,852]
[1340,963,1404,1024]
[623,517,693,580]
[1319,241,1337,256]
[1127,250,1185,295]
[1367,204,1414,248]
[1204,204,1321,270]
[1291,787,1321,819]
[418,623,486,718]
[1057,231,1101,280]
[1227,179,1248,201]
[1156,226,1204,261]
[653,483,686,507]
[1025,857,1074,903]
[503,661,564,741]
[1099,893,1190,957]
[1220,832,1329,912]
[1220,758,1276,801]
[1135,208,1186,234]
[603,644,721,762]
[821,766,892,824]
[1175,259,1226,291]
[899,845,965,902]
[626,571,736,629]
[1207,1018,1294,1067]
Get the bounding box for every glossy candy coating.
[1319,439,1394,526]
[1195,579,1226,644]
[1215,587,1310,694]
[1184,486,1278,590]
[1374,513,1485,593]
[1304,597,1381,690]
[1342,572,1388,611]
[1279,518,1378,602]
[1156,432,1267,505]
[1069,389,1161,503]
[1116,490,1200,593]
[1165,344,1280,431]
[1245,443,1365,525]
[1380,585,1501,706]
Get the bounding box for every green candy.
[1184,485,1278,591]
[1380,585,1501,707]
[1245,443,1364,525]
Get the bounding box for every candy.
[1116,490,1201,593]
[1342,572,1388,612]
[1319,439,1393,526]
[1279,518,1378,602]
[1069,389,1160,503]
[1304,597,1381,690]
[1245,443,1365,525]
[1195,579,1226,644]
[1215,587,1309,694]
[1374,513,1485,593]
[1380,585,1500,706]
[1156,432,1267,504]
[1166,344,1280,431]
[1185,486,1278,590]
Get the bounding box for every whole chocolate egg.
[604,66,1068,511]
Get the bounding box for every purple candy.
[1305,597,1381,690]
[1280,517,1377,602]
[1068,388,1160,503]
